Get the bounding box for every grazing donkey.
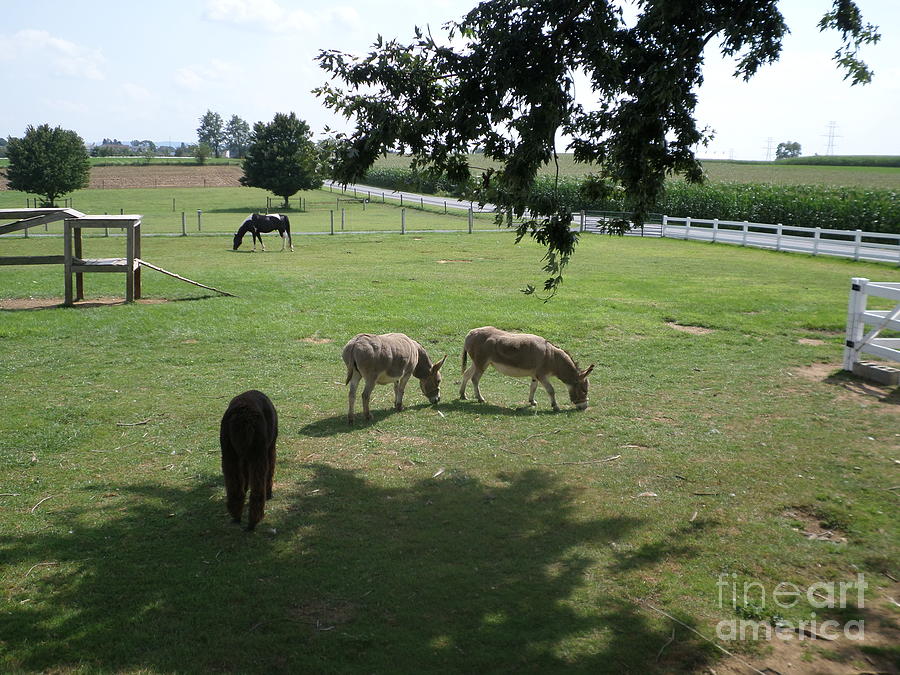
[342,333,447,424]
[220,390,278,531]
[459,326,594,410]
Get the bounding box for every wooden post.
[134,220,142,300]
[63,220,73,306]
[330,210,334,235]
[843,277,868,370]
[181,212,187,236]
[468,207,474,234]
[401,208,406,234]
[197,210,202,231]
[126,223,135,302]
[341,208,345,231]
[74,227,84,301]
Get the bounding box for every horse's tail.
[280,214,290,231]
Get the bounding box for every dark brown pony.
[219,390,278,530]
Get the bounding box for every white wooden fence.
[843,277,900,376]
[661,216,900,265]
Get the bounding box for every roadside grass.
[372,153,900,189]
[1,228,898,672]
[0,186,493,237]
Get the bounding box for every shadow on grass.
[299,400,580,437]
[0,465,720,673]
[824,370,900,406]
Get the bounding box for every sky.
[1,0,897,161]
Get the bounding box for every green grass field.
[1,196,899,672]
[373,153,900,189]
[0,186,494,237]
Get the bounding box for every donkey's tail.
[461,348,468,375]
[344,357,356,385]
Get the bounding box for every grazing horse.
[342,333,447,424]
[459,326,594,410]
[220,390,278,531]
[233,213,293,252]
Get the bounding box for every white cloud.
[204,0,359,33]
[122,83,152,103]
[174,59,245,91]
[0,30,105,80]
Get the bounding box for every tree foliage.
[316,0,880,294]
[197,110,225,158]
[240,112,323,207]
[775,141,802,160]
[225,115,251,159]
[5,124,90,206]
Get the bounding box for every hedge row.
[361,168,900,234]
[775,155,900,168]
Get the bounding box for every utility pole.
[763,137,774,161]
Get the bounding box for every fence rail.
[843,277,900,383]
[660,216,900,264]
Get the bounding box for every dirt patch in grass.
[298,335,334,344]
[713,582,900,675]
[781,507,848,544]
[666,321,714,335]
[290,598,358,630]
[798,338,826,346]
[792,363,899,406]
[436,259,473,264]
[0,297,169,311]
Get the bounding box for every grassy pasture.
[1,201,899,672]
[0,186,493,237]
[372,153,900,190]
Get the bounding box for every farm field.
[372,153,900,189]
[1,205,899,673]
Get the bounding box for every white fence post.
[853,230,862,261]
[813,227,821,256]
[741,221,748,246]
[712,218,719,243]
[685,217,692,240]
[580,210,586,233]
[661,215,668,238]
[775,223,782,251]
[843,277,868,370]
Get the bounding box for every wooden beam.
[0,209,85,235]
[0,255,66,266]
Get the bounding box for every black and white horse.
[233,213,293,252]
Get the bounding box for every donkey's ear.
[581,364,595,378]
[433,355,448,372]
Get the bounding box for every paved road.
[328,180,900,264]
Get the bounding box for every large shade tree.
[316,0,880,294]
[5,124,91,206]
[240,112,323,208]
[197,110,225,159]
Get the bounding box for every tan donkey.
[459,326,594,410]
[342,333,447,424]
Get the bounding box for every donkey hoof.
[528,400,537,407]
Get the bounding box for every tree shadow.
[0,466,719,672]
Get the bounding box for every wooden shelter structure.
[1,208,232,304]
